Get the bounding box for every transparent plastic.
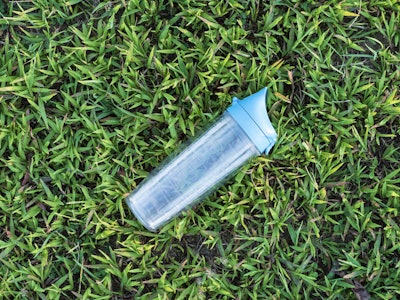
[126,112,260,231]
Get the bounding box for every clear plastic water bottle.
[126,88,277,231]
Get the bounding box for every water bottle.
[126,87,277,231]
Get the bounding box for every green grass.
[0,0,399,299]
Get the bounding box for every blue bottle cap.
[227,87,277,154]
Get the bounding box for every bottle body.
[126,112,260,231]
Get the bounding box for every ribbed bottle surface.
[126,112,260,231]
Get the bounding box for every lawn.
[0,0,399,299]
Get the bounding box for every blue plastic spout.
[227,87,277,154]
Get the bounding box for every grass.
[0,0,399,298]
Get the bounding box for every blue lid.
[227,87,277,154]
